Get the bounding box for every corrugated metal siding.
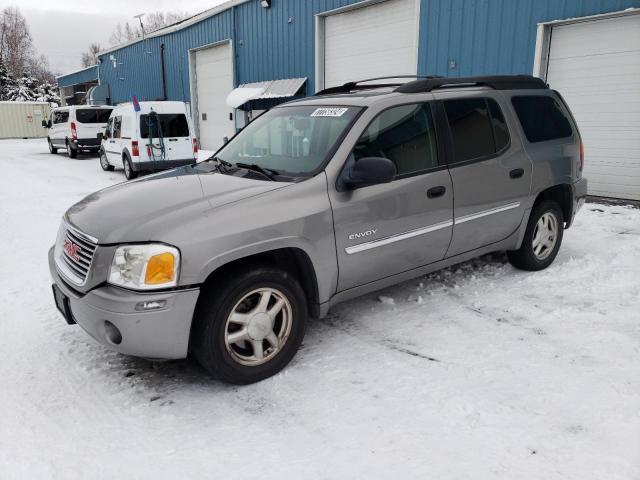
[418,0,640,77]
[57,66,98,88]
[57,0,640,103]
[0,102,51,139]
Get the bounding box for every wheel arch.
[198,247,321,319]
[533,183,574,228]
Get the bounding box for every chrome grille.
[57,224,97,285]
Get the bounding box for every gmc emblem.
[63,239,81,262]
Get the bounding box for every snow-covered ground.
[1,139,639,479]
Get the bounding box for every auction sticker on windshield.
[311,107,349,117]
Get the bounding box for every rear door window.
[511,95,573,143]
[75,109,113,123]
[140,114,190,138]
[444,98,511,164]
[354,103,439,176]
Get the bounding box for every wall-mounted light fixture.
[261,0,272,8]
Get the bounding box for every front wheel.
[99,150,114,171]
[48,139,57,154]
[507,200,564,271]
[192,267,307,384]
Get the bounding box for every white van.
[100,101,198,180]
[44,105,113,158]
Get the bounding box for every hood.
[66,164,288,244]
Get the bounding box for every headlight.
[108,244,180,290]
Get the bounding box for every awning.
[226,77,307,108]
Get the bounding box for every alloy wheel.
[224,287,293,367]
[532,211,558,260]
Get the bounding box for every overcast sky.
[0,1,227,74]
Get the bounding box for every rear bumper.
[73,138,101,150]
[49,247,199,360]
[132,159,195,172]
[569,177,588,227]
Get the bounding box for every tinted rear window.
[75,109,112,123]
[444,98,495,163]
[140,114,189,138]
[511,95,573,143]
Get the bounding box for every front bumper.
[49,247,199,360]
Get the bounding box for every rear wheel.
[507,200,564,271]
[192,267,307,384]
[66,141,77,159]
[99,150,114,171]
[123,156,137,180]
[48,139,57,154]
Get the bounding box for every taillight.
[579,142,584,172]
[132,141,139,157]
[70,122,77,140]
[192,138,199,154]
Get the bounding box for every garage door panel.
[194,43,235,151]
[323,0,418,88]
[546,13,640,200]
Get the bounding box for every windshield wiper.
[206,156,233,172]
[235,162,280,181]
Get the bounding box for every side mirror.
[223,136,229,145]
[342,156,396,190]
[42,120,51,128]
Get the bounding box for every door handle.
[427,186,446,199]
[510,168,524,179]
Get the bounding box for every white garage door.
[323,0,419,89]
[194,42,235,150]
[546,14,640,200]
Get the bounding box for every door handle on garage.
[427,186,446,199]
[510,168,524,179]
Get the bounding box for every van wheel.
[66,141,77,159]
[100,150,114,171]
[507,200,564,271]
[123,157,137,180]
[48,139,57,154]
[192,267,307,384]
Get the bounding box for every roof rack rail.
[315,75,443,96]
[396,75,548,93]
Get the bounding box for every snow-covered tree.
[35,81,60,105]
[0,59,15,100]
[5,72,38,102]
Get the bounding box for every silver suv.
[49,75,587,384]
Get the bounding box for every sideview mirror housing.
[342,156,396,190]
[42,120,51,128]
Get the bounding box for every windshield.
[75,109,112,124]
[216,105,361,176]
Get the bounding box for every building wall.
[61,0,640,105]
[57,66,98,88]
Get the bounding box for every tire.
[123,156,137,180]
[48,139,57,154]
[192,267,308,384]
[66,141,77,159]
[507,200,564,271]
[99,150,114,171]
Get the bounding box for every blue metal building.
[56,0,640,199]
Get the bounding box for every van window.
[511,95,573,143]
[353,103,439,176]
[75,109,112,124]
[487,99,510,151]
[140,114,189,139]
[113,116,122,139]
[53,111,69,124]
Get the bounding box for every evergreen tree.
[0,59,15,100]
